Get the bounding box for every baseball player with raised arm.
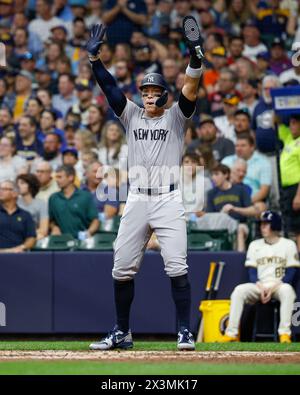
[222,211,300,343]
[87,17,204,351]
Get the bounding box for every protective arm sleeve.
[91,59,127,117]
[282,267,298,285]
[178,92,196,119]
[248,267,258,283]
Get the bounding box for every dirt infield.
[0,350,299,364]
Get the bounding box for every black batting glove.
[86,24,107,57]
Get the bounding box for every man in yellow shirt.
[13,71,32,121]
[279,114,300,249]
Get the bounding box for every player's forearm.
[91,59,127,117]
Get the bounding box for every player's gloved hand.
[86,24,107,57]
[182,15,205,60]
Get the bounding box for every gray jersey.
[118,99,191,188]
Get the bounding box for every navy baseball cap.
[257,51,270,61]
[62,147,78,158]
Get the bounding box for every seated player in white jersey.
[86,18,204,351]
[222,210,300,343]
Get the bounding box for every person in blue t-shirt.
[206,163,257,251]
[102,0,147,46]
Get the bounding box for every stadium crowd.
[0,0,300,252]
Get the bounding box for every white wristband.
[186,65,203,78]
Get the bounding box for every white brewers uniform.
[226,237,300,337]
[113,99,193,281]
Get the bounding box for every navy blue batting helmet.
[259,210,282,231]
[139,73,168,91]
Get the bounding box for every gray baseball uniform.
[113,99,192,281]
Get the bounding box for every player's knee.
[231,284,247,300]
[280,283,296,298]
[112,266,136,281]
[170,274,190,288]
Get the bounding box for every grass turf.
[0,341,299,352]
[0,361,300,375]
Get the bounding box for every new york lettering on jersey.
[133,128,169,142]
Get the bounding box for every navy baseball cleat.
[183,15,205,60]
[89,326,133,350]
[177,328,195,351]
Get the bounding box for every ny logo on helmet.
[147,76,154,83]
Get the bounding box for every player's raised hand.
[86,24,107,57]
[182,15,205,59]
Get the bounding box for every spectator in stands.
[180,153,212,218]
[170,0,200,30]
[52,74,78,118]
[187,117,235,163]
[209,68,239,117]
[115,60,136,95]
[85,0,103,28]
[146,0,172,38]
[16,115,44,162]
[269,38,292,76]
[38,110,66,148]
[86,104,105,143]
[252,75,282,207]
[238,79,259,116]
[16,173,49,240]
[0,79,14,111]
[227,35,245,64]
[13,71,33,121]
[0,179,36,253]
[222,133,272,204]
[214,94,240,142]
[162,58,180,94]
[99,42,116,76]
[0,136,28,183]
[49,164,99,238]
[41,132,63,171]
[25,98,44,129]
[279,114,300,249]
[52,0,74,23]
[203,46,228,95]
[256,51,272,79]
[252,75,282,155]
[242,23,268,62]
[98,121,128,171]
[252,0,291,44]
[87,163,122,222]
[280,62,300,85]
[35,161,59,203]
[102,0,147,46]
[220,0,252,36]
[233,57,257,83]
[36,90,63,123]
[72,78,95,127]
[0,108,16,140]
[233,109,252,139]
[28,0,66,43]
[206,164,252,251]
